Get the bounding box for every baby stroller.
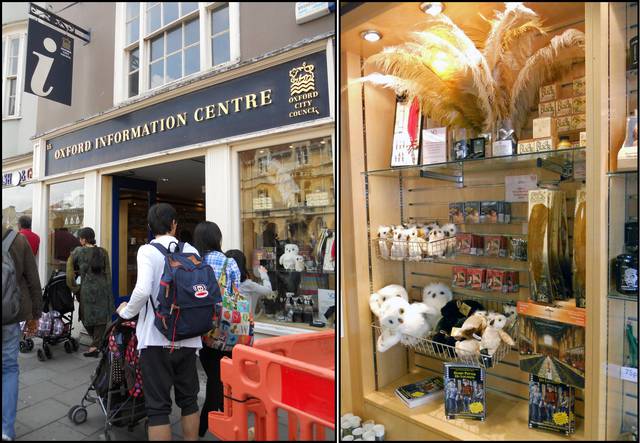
[19,270,78,361]
[68,317,147,441]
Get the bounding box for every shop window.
[2,35,22,118]
[2,183,33,231]
[239,136,335,331]
[210,3,230,66]
[48,180,84,278]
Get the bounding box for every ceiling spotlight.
[361,30,381,42]
[420,2,443,16]
[259,150,265,153]
[160,178,169,182]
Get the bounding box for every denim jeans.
[2,323,21,440]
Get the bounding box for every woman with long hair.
[66,227,113,357]
[224,249,273,316]
[192,221,241,437]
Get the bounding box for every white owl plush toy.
[279,244,299,270]
[421,282,453,331]
[294,255,305,272]
[377,298,436,352]
[377,225,392,259]
[390,226,407,260]
[369,284,409,318]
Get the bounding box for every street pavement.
[14,334,292,441]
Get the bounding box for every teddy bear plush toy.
[455,337,481,358]
[377,298,437,351]
[421,282,453,332]
[279,244,299,270]
[480,313,516,356]
[435,299,485,335]
[369,284,409,318]
[452,310,489,340]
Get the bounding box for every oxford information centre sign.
[45,50,329,176]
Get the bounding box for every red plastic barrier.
[209,331,335,441]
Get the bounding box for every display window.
[239,135,335,332]
[2,182,33,231]
[47,179,84,278]
[341,2,637,441]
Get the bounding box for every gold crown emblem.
[289,62,315,95]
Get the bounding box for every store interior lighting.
[420,2,444,16]
[361,30,382,42]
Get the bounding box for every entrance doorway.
[111,157,206,308]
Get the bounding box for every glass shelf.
[608,291,639,302]
[362,147,586,180]
[241,206,335,220]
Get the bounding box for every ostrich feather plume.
[359,3,584,135]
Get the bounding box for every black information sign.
[45,50,329,176]
[25,18,74,106]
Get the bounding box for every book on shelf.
[394,375,445,408]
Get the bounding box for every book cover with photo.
[395,375,444,408]
[528,374,575,435]
[444,363,486,421]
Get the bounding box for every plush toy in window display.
[279,243,300,270]
[377,225,392,259]
[426,227,447,257]
[455,337,481,358]
[406,227,427,261]
[376,297,438,352]
[433,299,486,347]
[503,304,517,330]
[452,310,490,340]
[369,284,409,318]
[294,255,306,272]
[390,226,408,260]
[480,313,515,356]
[421,282,453,331]
[441,223,458,252]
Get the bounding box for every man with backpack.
[2,224,43,441]
[116,203,220,441]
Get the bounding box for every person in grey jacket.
[2,225,42,441]
[224,249,273,316]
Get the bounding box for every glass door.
[111,176,157,311]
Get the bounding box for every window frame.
[2,28,26,119]
[114,2,240,105]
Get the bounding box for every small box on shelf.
[572,96,586,115]
[556,98,573,117]
[533,117,557,139]
[539,84,558,102]
[573,77,586,96]
[538,101,556,117]
[570,114,586,131]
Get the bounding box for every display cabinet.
[239,136,336,333]
[604,2,638,441]
[342,2,635,440]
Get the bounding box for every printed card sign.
[391,97,422,167]
[421,127,447,165]
[506,175,538,202]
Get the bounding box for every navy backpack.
[150,241,220,350]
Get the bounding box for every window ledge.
[2,115,22,121]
